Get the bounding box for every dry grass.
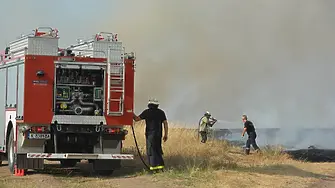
[123,122,289,171]
[0,122,334,188]
[121,122,335,187]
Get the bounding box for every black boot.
[245,149,250,155]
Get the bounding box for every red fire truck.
[0,27,136,176]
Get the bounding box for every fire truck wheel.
[60,159,78,168]
[7,129,15,174]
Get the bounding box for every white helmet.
[204,111,211,116]
[148,98,159,105]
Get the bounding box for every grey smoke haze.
[103,0,335,149]
[103,1,335,128]
[1,0,335,148]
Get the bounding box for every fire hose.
[130,123,150,171]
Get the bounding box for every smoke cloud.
[2,0,335,148]
[100,0,335,149]
[103,1,335,126]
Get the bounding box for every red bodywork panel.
[23,55,135,126]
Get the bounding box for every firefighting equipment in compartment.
[60,103,67,110]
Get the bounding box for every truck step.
[27,153,134,160]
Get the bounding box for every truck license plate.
[28,133,51,140]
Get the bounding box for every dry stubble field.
[0,122,335,188]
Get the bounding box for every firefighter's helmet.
[148,98,159,105]
[204,111,211,117]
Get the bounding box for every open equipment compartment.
[54,63,105,116]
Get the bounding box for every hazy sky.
[2,0,335,129]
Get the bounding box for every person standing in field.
[198,111,217,143]
[241,114,260,155]
[133,99,168,172]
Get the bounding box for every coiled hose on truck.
[130,124,150,171]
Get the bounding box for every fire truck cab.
[0,27,136,176]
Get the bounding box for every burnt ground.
[283,148,335,162]
[211,128,335,163]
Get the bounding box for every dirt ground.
[0,161,172,188]
[0,160,335,188]
[311,178,335,188]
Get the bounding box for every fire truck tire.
[7,129,15,174]
[60,159,78,168]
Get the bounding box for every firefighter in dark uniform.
[133,99,168,172]
[241,115,260,155]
